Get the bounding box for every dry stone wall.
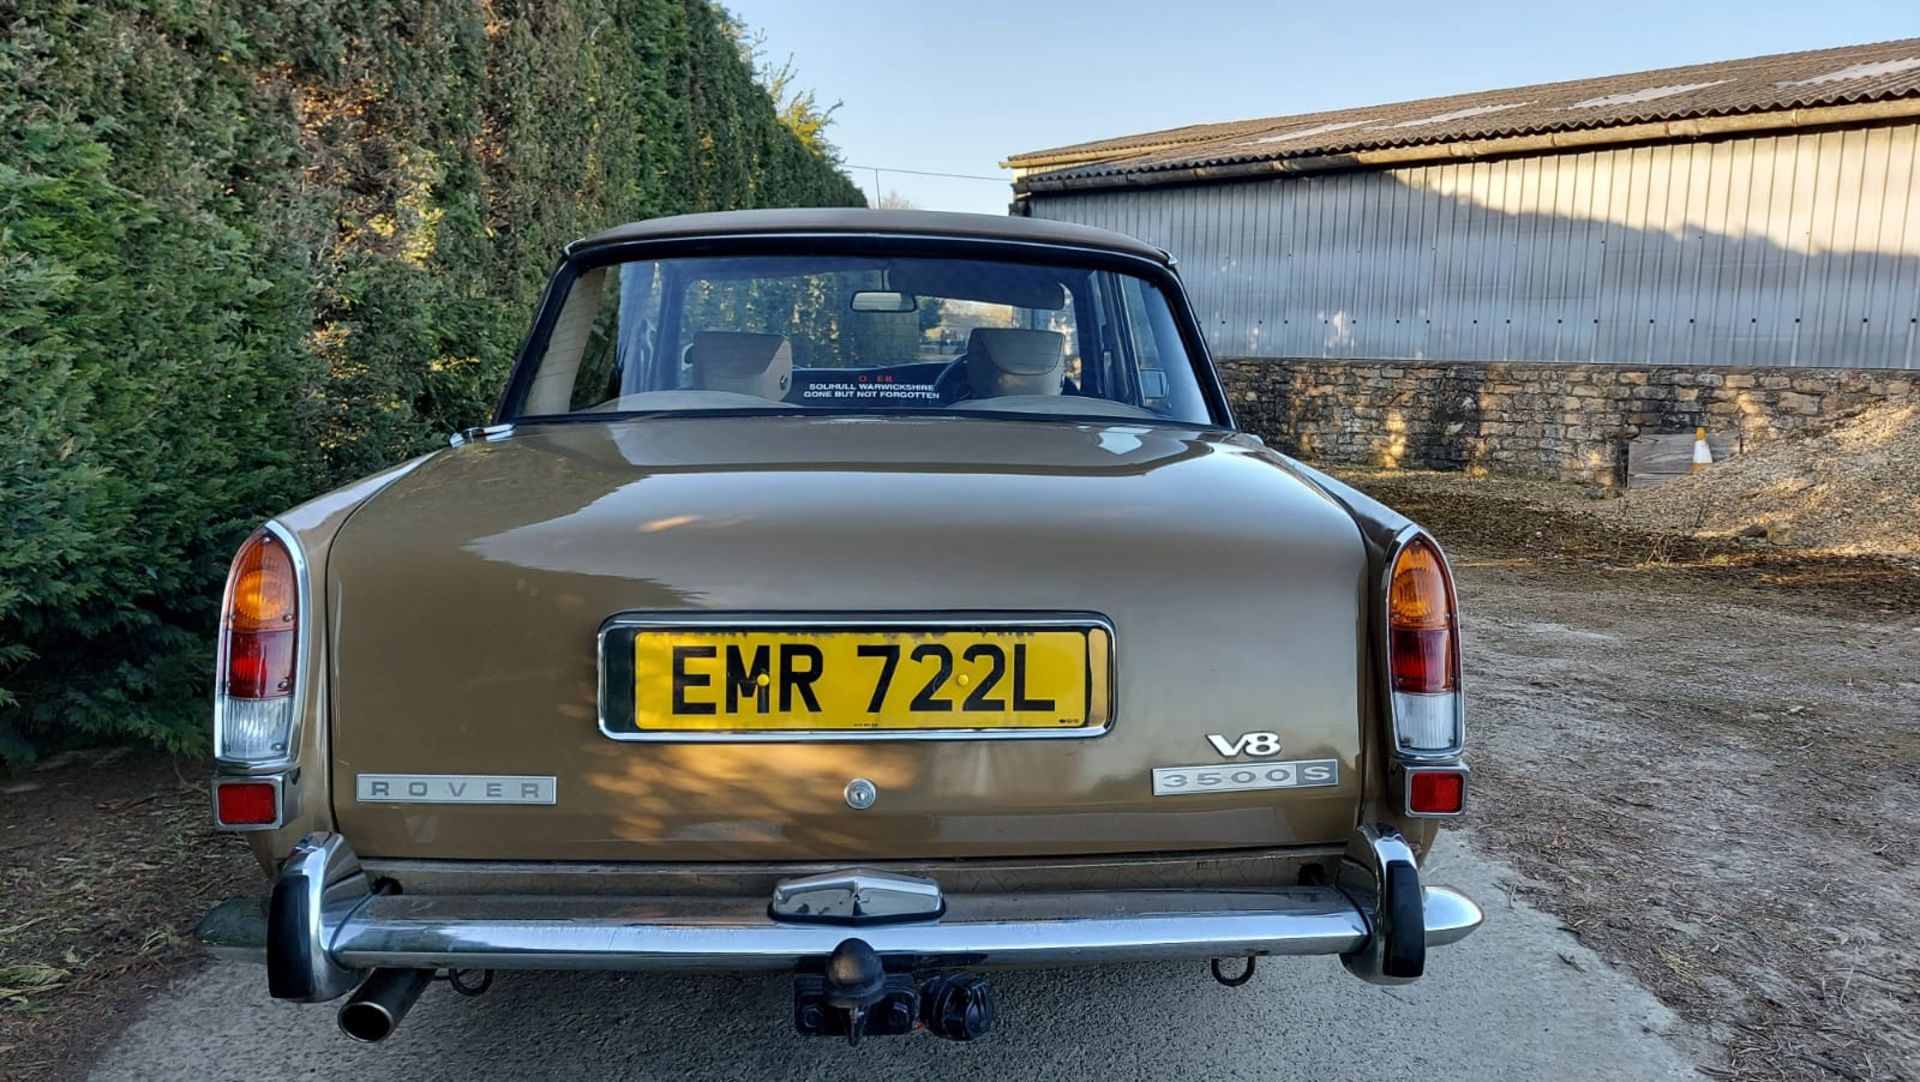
[1219,359,1916,483]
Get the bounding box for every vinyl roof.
[1006,38,1920,185]
[570,208,1171,262]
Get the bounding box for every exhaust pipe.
[337,968,433,1043]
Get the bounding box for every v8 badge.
[1206,731,1283,757]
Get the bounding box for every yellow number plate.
[629,626,1108,733]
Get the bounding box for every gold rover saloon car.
[197,209,1480,1044]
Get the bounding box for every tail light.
[215,525,305,765]
[1386,534,1462,757]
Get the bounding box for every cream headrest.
[966,328,1065,376]
[689,332,793,400]
[967,328,1065,398]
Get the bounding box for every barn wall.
[1027,123,1920,369]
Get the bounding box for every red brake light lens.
[225,628,296,699]
[1391,627,1456,693]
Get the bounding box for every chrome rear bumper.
[197,826,1481,1001]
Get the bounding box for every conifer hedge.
[0,0,864,762]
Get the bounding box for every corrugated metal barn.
[1006,40,1920,370]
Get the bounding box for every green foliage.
[720,9,844,162]
[0,0,863,764]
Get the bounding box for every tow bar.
[793,938,995,1044]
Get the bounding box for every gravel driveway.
[1362,471,1920,1081]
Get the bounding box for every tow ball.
[793,938,996,1044]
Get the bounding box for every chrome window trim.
[210,772,289,832]
[1379,524,1466,763]
[594,611,1118,743]
[448,422,515,447]
[212,519,310,771]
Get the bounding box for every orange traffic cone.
[1691,426,1713,472]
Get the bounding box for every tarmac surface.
[89,833,1700,1081]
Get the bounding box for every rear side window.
[511,252,1216,425]
[523,264,664,415]
[1118,277,1208,419]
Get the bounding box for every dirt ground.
[1348,468,1920,1082]
[0,754,255,1079]
[2,469,1917,1080]
[1605,401,1920,559]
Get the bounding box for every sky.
[726,0,1920,215]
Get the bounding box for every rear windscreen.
[510,253,1216,425]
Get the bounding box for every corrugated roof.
[1006,39,1920,185]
